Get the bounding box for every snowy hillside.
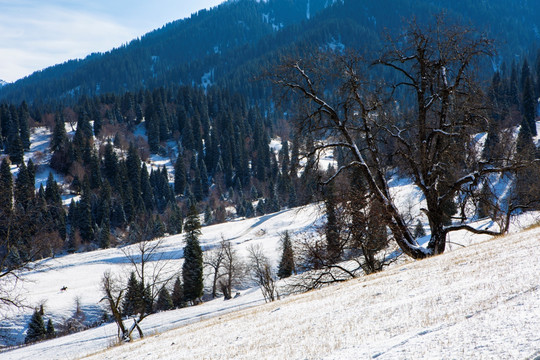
[2,123,540,358]
[5,214,540,359]
[84,226,540,359]
[1,204,324,351]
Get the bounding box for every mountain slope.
[1,0,540,104]
[84,225,540,360]
[6,216,540,359]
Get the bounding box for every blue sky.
[0,0,225,82]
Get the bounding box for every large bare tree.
[273,16,528,259]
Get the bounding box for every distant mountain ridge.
[1,0,539,104]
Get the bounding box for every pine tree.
[102,141,118,184]
[15,161,31,208]
[46,318,56,339]
[76,111,93,139]
[277,231,295,279]
[99,200,111,249]
[8,132,24,165]
[324,187,341,263]
[171,277,185,308]
[78,178,94,243]
[123,272,143,316]
[25,310,46,343]
[140,163,154,213]
[199,158,209,198]
[0,158,13,215]
[191,159,204,202]
[6,108,24,164]
[174,156,186,196]
[182,204,203,304]
[413,219,426,239]
[88,150,102,190]
[514,117,537,206]
[155,287,174,311]
[522,71,537,136]
[166,202,183,235]
[45,172,67,240]
[18,101,31,150]
[126,143,142,209]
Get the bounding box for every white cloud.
[0,0,225,82]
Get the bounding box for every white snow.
[0,204,323,354]
[4,123,540,358]
[201,69,214,90]
[7,219,540,359]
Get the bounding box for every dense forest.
[0,0,540,266]
[0,84,324,261]
[1,0,540,105]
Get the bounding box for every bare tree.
[205,236,245,300]
[204,238,225,299]
[273,15,529,259]
[101,234,178,342]
[247,244,278,302]
[121,236,178,311]
[219,237,244,300]
[100,271,130,342]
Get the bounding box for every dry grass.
[82,228,540,359]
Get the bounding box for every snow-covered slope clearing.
[81,225,540,360]
[5,216,540,359]
[1,204,323,352]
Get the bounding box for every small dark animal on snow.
[60,286,68,292]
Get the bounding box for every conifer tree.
[8,131,24,165]
[46,318,56,339]
[182,204,204,304]
[78,178,94,243]
[45,172,66,240]
[89,150,102,190]
[25,310,46,343]
[514,117,538,206]
[174,156,186,196]
[76,111,93,139]
[18,101,31,150]
[102,141,118,184]
[192,163,204,202]
[14,161,31,208]
[140,163,154,213]
[0,157,13,215]
[199,158,209,197]
[522,71,537,136]
[171,277,185,308]
[277,231,295,279]
[324,187,341,263]
[413,219,426,239]
[26,159,35,189]
[155,287,174,311]
[126,143,142,209]
[99,200,111,249]
[123,272,143,316]
[166,202,183,235]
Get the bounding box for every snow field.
[81,225,540,360]
[1,204,323,350]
